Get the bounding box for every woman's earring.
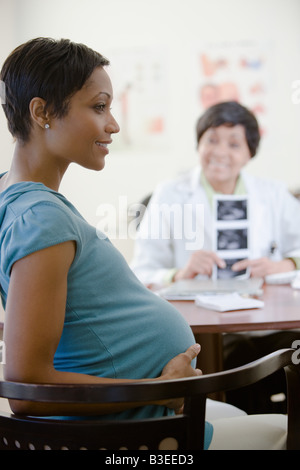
[44,123,50,129]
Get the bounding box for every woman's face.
[198,124,251,193]
[45,66,120,172]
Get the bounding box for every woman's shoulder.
[0,184,83,278]
[2,182,73,220]
[0,182,81,241]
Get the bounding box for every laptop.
[158,277,264,300]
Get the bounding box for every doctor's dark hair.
[0,37,109,142]
[196,101,260,157]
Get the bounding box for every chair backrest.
[0,348,299,450]
[0,411,193,451]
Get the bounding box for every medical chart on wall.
[193,41,273,138]
[106,47,169,152]
[104,41,273,154]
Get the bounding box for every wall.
[0,1,16,172]
[0,0,300,266]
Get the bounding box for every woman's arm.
[3,241,200,415]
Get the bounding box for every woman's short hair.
[196,101,260,157]
[0,37,109,142]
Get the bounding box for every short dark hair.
[196,101,260,157]
[0,37,110,142]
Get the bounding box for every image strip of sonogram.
[213,195,250,280]
[217,228,248,250]
[216,198,248,221]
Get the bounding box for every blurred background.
[0,0,300,265]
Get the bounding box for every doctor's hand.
[231,257,296,278]
[173,250,226,281]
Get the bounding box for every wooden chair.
[0,348,299,450]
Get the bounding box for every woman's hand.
[174,250,226,281]
[161,344,202,380]
[159,344,202,412]
[231,257,296,278]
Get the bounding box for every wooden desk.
[170,284,300,375]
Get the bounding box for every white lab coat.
[131,166,300,286]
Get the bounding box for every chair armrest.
[0,349,296,403]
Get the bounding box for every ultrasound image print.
[217,258,247,279]
[217,229,248,250]
[217,199,247,221]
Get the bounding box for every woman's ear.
[29,97,50,130]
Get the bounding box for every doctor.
[131,101,300,414]
[131,101,300,287]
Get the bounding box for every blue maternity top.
[0,181,213,449]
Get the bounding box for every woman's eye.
[95,103,106,113]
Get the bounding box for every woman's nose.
[213,142,228,158]
[106,113,120,135]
